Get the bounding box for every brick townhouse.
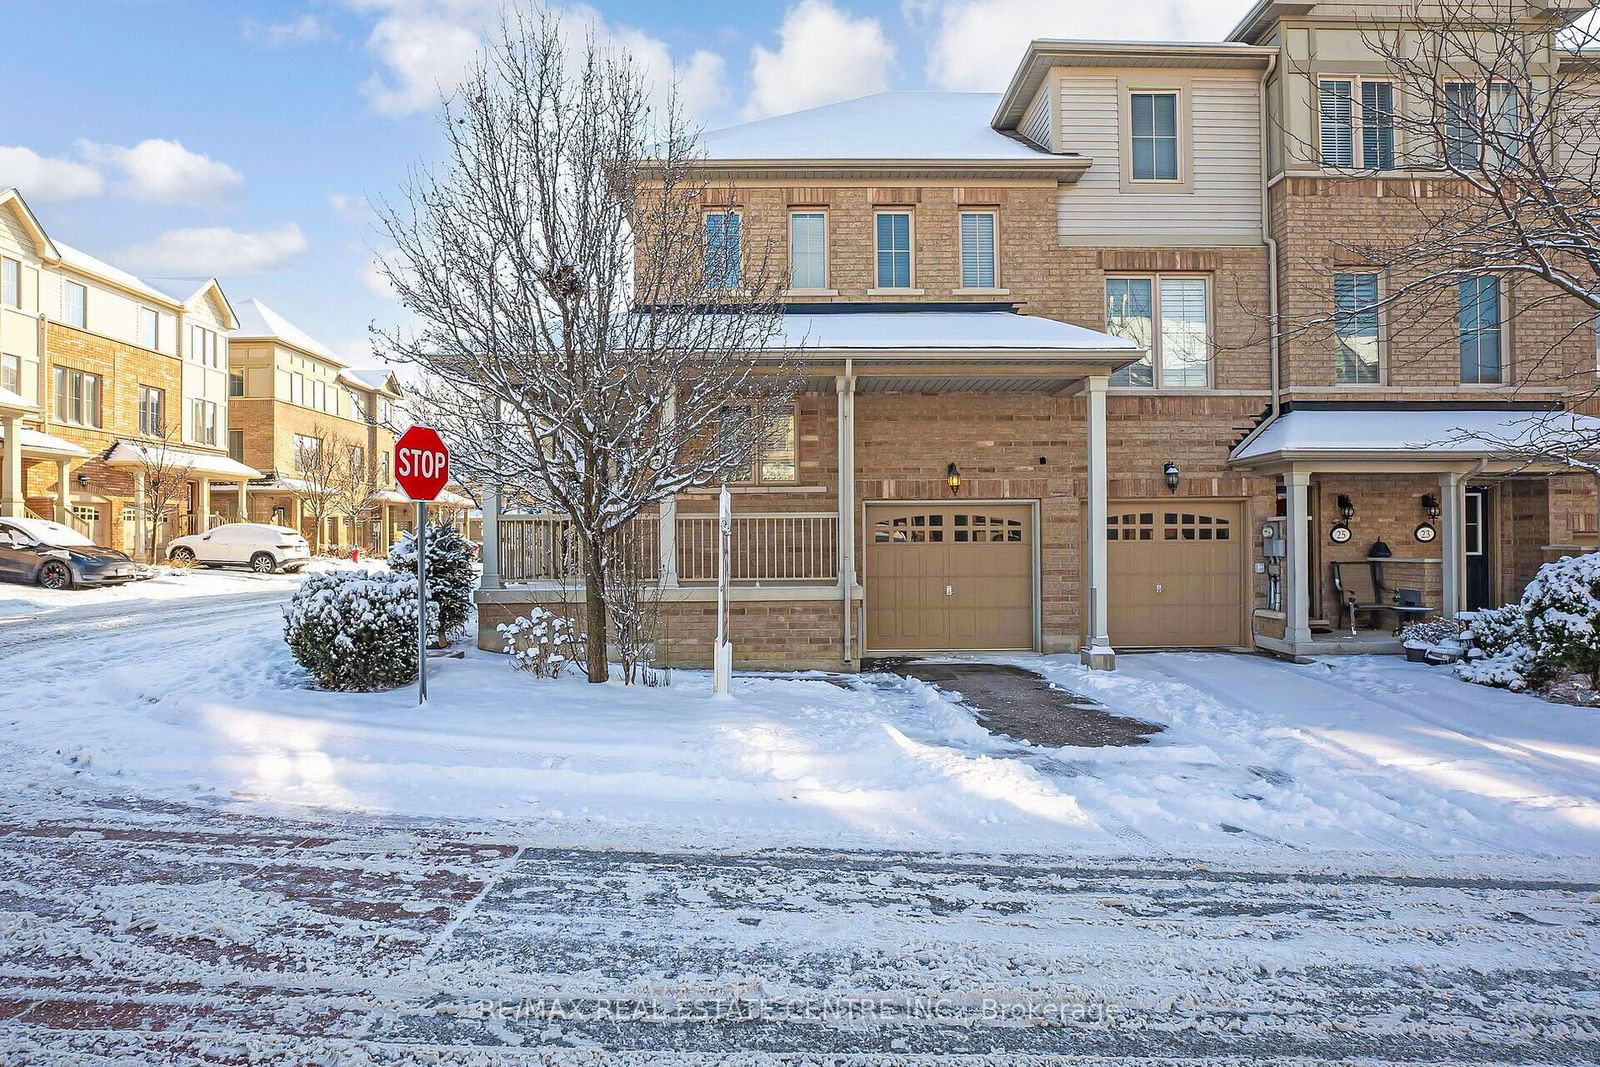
[0,187,261,559]
[474,0,1600,669]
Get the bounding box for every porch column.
[1283,468,1314,647]
[55,458,72,522]
[197,477,211,532]
[134,470,148,562]
[1080,375,1114,670]
[0,414,22,518]
[481,480,502,591]
[237,480,248,524]
[836,373,856,664]
[1439,471,1466,618]
[658,391,678,588]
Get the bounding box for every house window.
[1361,81,1395,170]
[229,371,245,396]
[228,428,245,463]
[1459,275,1503,384]
[53,366,101,427]
[874,211,912,289]
[1,354,19,394]
[959,211,997,289]
[1444,81,1479,167]
[703,211,741,290]
[1319,80,1355,167]
[1333,272,1381,384]
[789,212,827,289]
[293,433,322,472]
[1488,81,1520,160]
[190,324,218,366]
[1,257,19,308]
[62,280,86,329]
[313,379,326,412]
[138,385,165,436]
[1130,91,1179,180]
[290,372,304,406]
[1105,276,1211,388]
[191,398,218,446]
[348,444,365,472]
[137,306,159,350]
[719,406,797,484]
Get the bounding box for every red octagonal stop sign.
[394,425,450,501]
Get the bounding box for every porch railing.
[496,511,838,585]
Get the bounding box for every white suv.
[167,523,311,574]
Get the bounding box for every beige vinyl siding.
[1019,79,1055,151]
[1056,72,1263,246]
[0,204,41,382]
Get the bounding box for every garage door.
[1107,501,1244,648]
[865,504,1034,652]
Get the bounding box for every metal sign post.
[394,425,450,708]
[416,501,428,706]
[712,484,732,695]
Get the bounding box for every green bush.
[284,570,431,691]
[388,522,477,642]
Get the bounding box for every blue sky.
[1,0,1236,364]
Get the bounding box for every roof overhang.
[192,278,239,331]
[0,384,39,419]
[993,39,1280,129]
[0,188,60,261]
[686,157,1091,183]
[0,423,89,458]
[1225,2,1314,44]
[103,440,263,480]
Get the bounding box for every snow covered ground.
[4,583,1598,867]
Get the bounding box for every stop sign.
[394,425,450,501]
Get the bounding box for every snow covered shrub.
[1399,617,1463,648]
[1521,552,1600,687]
[284,570,432,691]
[389,521,476,643]
[498,608,580,679]
[1454,604,1536,691]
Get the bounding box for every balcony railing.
[496,510,838,585]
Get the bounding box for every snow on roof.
[0,384,36,413]
[701,92,1052,161]
[0,422,89,458]
[1232,407,1600,462]
[764,310,1140,352]
[54,241,178,307]
[103,440,263,480]
[232,298,347,366]
[339,367,402,395]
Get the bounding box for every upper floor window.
[1319,80,1354,167]
[703,211,740,290]
[1105,275,1211,388]
[62,280,86,329]
[959,211,997,289]
[228,428,245,463]
[1130,92,1179,180]
[191,398,218,446]
[53,366,100,427]
[313,378,326,412]
[229,371,244,397]
[348,444,365,472]
[1333,272,1381,384]
[137,385,164,436]
[1,354,19,394]
[293,433,322,472]
[1488,81,1521,160]
[137,306,159,350]
[1444,81,1480,167]
[788,212,827,289]
[1,257,19,308]
[190,324,219,367]
[874,211,912,289]
[1362,82,1395,170]
[1458,275,1503,384]
[1321,78,1397,171]
[719,405,797,484]
[290,372,304,406]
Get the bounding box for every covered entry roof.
[770,309,1140,354]
[1232,406,1600,467]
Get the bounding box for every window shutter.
[1319,80,1354,167]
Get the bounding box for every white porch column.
[197,477,211,532]
[658,391,678,588]
[836,373,857,664]
[55,458,72,523]
[134,470,148,562]
[237,480,249,524]
[0,414,23,518]
[1439,471,1466,618]
[1283,468,1314,648]
[1080,375,1114,670]
[481,480,503,591]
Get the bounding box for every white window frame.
[786,210,830,293]
[871,209,916,292]
[1104,273,1214,390]
[1,257,19,309]
[290,372,304,406]
[53,366,101,427]
[1458,274,1507,385]
[1319,76,1397,171]
[1441,80,1519,169]
[1332,270,1385,386]
[138,385,165,436]
[1127,89,1183,183]
[957,209,1000,292]
[702,209,742,291]
[62,280,87,329]
[137,306,160,351]
[0,353,19,394]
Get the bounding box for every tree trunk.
[582,538,608,683]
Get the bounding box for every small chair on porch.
[1330,561,1434,636]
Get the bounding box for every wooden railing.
[496,510,838,585]
[676,512,838,583]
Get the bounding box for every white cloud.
[361,14,484,115]
[328,192,377,225]
[77,138,243,203]
[0,145,105,201]
[247,14,331,46]
[118,224,308,276]
[744,0,895,120]
[916,0,1243,90]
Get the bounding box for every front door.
[865,503,1034,652]
[1464,486,1493,610]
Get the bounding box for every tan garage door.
[866,504,1034,652]
[1107,501,1244,648]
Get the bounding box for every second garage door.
[865,503,1034,652]
[1107,501,1244,648]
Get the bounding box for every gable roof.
[232,298,346,366]
[338,366,404,398]
[0,188,59,261]
[147,277,239,331]
[54,240,181,308]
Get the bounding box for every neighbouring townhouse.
[226,299,468,553]
[475,0,1600,670]
[0,187,262,558]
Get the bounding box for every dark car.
[0,517,138,590]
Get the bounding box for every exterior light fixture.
[1421,493,1441,520]
[1416,493,1441,544]
[1162,461,1180,492]
[1337,494,1356,521]
[75,472,89,488]
[946,462,962,494]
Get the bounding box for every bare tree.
[130,423,195,562]
[293,423,360,554]
[330,437,386,554]
[373,11,801,683]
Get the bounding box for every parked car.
[166,523,311,574]
[0,517,138,589]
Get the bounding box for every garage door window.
[952,513,1023,542]
[1163,511,1231,541]
[874,513,945,543]
[1107,512,1156,540]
